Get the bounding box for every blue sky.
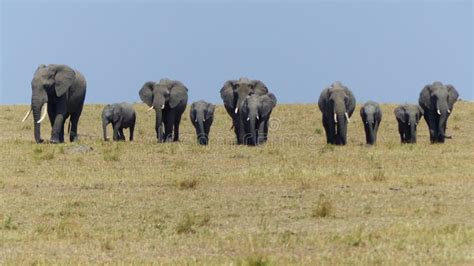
[1,0,472,105]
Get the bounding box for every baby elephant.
[102,103,136,141]
[394,104,423,144]
[190,101,215,145]
[360,101,382,145]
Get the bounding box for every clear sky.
[1,0,472,105]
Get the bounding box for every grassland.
[1,102,473,264]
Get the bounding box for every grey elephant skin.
[394,104,423,144]
[418,82,459,143]
[139,79,188,142]
[23,64,86,144]
[190,101,215,145]
[360,101,382,145]
[102,103,136,141]
[318,82,356,145]
[240,93,277,146]
[220,77,270,144]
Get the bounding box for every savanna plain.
[1,102,473,265]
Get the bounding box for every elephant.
[394,104,423,144]
[220,77,270,144]
[102,103,136,141]
[360,101,382,145]
[22,64,86,144]
[318,81,356,145]
[139,78,188,142]
[240,93,277,146]
[190,101,215,145]
[418,82,459,143]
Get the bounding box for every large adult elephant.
[220,77,269,144]
[22,64,86,144]
[418,82,459,143]
[240,93,277,146]
[139,79,188,142]
[318,81,356,145]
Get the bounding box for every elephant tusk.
[146,106,154,112]
[247,117,250,121]
[203,118,206,122]
[235,107,239,114]
[22,109,32,122]
[345,112,350,123]
[256,115,259,120]
[37,105,47,124]
[447,109,451,114]
[334,113,338,124]
[194,119,198,122]
[161,104,165,109]
[437,109,441,115]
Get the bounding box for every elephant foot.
[50,139,60,144]
[36,139,44,144]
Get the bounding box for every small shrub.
[314,128,323,135]
[178,178,199,190]
[311,196,333,218]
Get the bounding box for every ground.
[1,102,473,264]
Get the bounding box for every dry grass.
[0,102,473,264]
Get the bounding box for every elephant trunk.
[409,122,417,143]
[248,117,257,146]
[336,112,347,145]
[436,102,450,142]
[32,101,45,143]
[367,122,376,145]
[196,118,208,145]
[155,108,163,142]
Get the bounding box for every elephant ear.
[417,105,424,121]
[112,104,122,123]
[359,106,366,120]
[206,104,215,120]
[139,81,155,107]
[446,84,459,110]
[259,94,276,118]
[220,80,236,108]
[343,88,356,116]
[394,106,406,123]
[53,65,76,97]
[251,80,269,95]
[418,84,432,110]
[169,81,188,109]
[190,103,197,122]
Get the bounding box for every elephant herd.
[22,64,459,146]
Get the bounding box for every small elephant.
[220,77,270,144]
[394,104,423,144]
[139,79,188,142]
[22,64,87,144]
[318,81,356,145]
[190,101,215,145]
[360,101,382,145]
[102,103,136,141]
[418,82,459,143]
[240,93,277,146]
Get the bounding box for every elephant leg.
[322,116,330,144]
[398,123,405,143]
[257,121,266,144]
[374,121,380,144]
[112,123,120,141]
[424,112,436,143]
[119,128,125,141]
[233,119,241,145]
[364,124,370,144]
[163,115,174,142]
[129,125,134,141]
[59,120,65,143]
[50,96,67,144]
[69,113,80,142]
[237,118,245,145]
[173,113,182,142]
[47,103,55,128]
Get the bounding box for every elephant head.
[394,104,423,143]
[240,93,277,145]
[419,82,459,142]
[101,104,119,141]
[360,101,382,145]
[23,64,76,143]
[220,77,269,117]
[190,101,215,145]
[318,81,356,145]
